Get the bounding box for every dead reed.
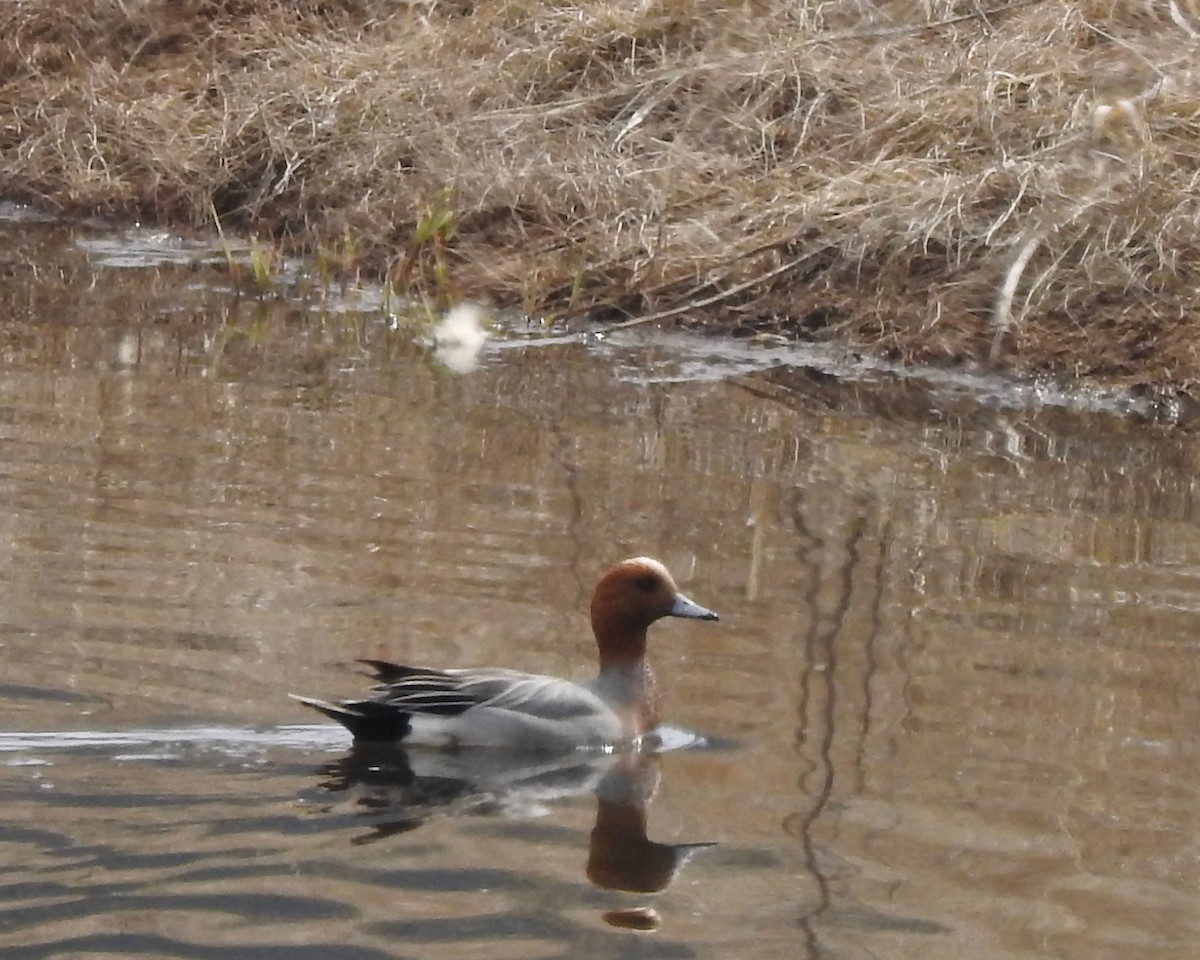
[2,0,1199,389]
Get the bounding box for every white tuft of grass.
[434,303,491,374]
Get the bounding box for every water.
[1,215,1198,958]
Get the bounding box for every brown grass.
[2,0,1200,390]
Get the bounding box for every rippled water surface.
[2,216,1199,959]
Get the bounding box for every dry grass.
[3,0,1200,389]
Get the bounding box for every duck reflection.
[312,745,714,928]
[587,752,716,931]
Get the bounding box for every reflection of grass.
[3,1,1200,387]
[206,292,432,387]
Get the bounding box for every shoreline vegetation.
[2,1,1199,393]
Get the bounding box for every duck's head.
[590,557,718,660]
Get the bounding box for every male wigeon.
[292,557,719,753]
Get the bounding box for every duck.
[292,557,719,753]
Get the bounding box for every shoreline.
[3,1,1198,393]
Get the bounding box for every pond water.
[1,213,1198,959]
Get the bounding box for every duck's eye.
[633,575,658,592]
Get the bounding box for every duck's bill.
[670,593,719,621]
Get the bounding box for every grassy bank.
[2,1,1199,390]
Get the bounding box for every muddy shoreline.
[8,207,1199,433]
[3,1,1199,393]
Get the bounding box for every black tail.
[291,695,413,742]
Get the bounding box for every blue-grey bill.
[670,593,719,621]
